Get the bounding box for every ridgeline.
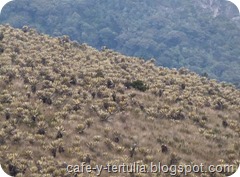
[1,0,240,86]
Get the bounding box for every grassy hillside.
[0,25,240,177]
[1,0,240,87]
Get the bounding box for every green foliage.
[130,80,149,92]
[1,0,240,86]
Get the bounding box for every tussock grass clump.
[0,25,239,176]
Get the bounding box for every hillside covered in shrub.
[1,0,240,87]
[0,25,240,176]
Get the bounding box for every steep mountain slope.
[0,25,240,177]
[1,0,240,87]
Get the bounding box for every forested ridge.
[1,0,240,87]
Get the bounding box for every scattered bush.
[0,32,3,40]
[127,80,149,92]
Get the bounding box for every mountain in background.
[0,0,240,87]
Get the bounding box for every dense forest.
[0,0,240,87]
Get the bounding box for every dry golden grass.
[0,25,239,176]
